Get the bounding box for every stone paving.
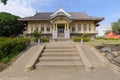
[0,42,120,80]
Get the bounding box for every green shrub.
[41,38,49,42]
[34,38,49,42]
[82,33,90,38]
[0,38,30,63]
[73,37,81,42]
[32,31,42,38]
[104,38,119,40]
[2,57,10,64]
[73,37,90,42]
[83,37,90,42]
[96,37,105,40]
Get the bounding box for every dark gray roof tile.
[19,12,104,21]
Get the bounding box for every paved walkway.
[0,42,120,80]
[81,45,105,67]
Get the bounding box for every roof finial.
[36,10,38,13]
[59,6,62,9]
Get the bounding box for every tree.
[104,30,111,35]
[0,0,8,5]
[82,33,89,38]
[112,19,120,34]
[0,12,25,37]
[32,31,42,39]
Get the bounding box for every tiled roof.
[19,12,104,21]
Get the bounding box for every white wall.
[96,26,112,36]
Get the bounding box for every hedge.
[34,38,49,42]
[73,37,90,42]
[96,37,119,40]
[0,38,30,63]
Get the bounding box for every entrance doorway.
[57,24,65,37]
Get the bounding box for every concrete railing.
[26,45,45,71]
[76,45,93,71]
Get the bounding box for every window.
[31,26,33,32]
[72,24,75,32]
[46,24,50,32]
[78,24,81,31]
[35,24,38,32]
[36,26,38,32]
[41,24,44,32]
[31,24,33,32]
[89,24,91,31]
[83,24,87,32]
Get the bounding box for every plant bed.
[0,38,30,72]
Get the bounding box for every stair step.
[35,44,85,70]
[44,49,77,52]
[36,61,84,69]
[46,46,76,49]
[39,56,81,61]
[42,52,79,56]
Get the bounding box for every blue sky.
[0,0,120,27]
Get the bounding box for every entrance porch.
[52,23,70,39]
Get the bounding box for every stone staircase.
[56,37,67,41]
[35,43,85,70]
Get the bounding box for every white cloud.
[0,0,56,17]
[0,0,36,17]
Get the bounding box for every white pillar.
[64,23,70,39]
[52,23,57,39]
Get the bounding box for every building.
[96,26,112,36]
[19,8,104,40]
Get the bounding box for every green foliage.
[112,19,120,34]
[32,31,42,39]
[0,38,30,63]
[34,38,49,42]
[73,37,90,42]
[73,33,90,42]
[104,38,119,40]
[82,33,90,38]
[83,37,90,42]
[2,57,10,64]
[73,37,81,42]
[104,30,111,35]
[96,36,105,40]
[96,37,119,40]
[0,0,8,5]
[41,38,49,42]
[0,12,25,37]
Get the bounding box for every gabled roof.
[50,8,71,17]
[50,8,72,20]
[18,8,104,22]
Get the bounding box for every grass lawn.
[85,39,120,46]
